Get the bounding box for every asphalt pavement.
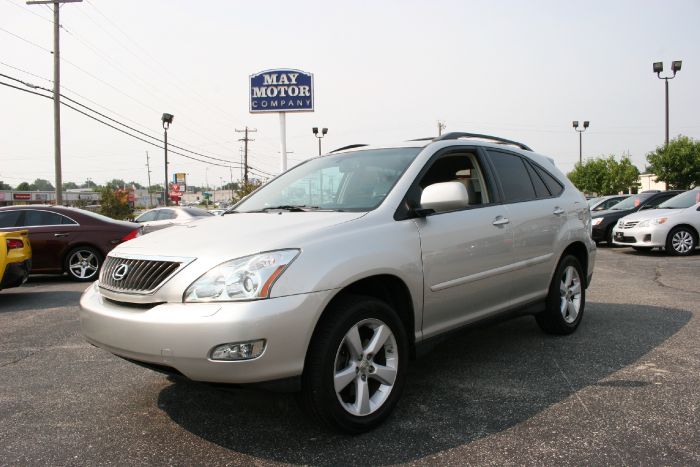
[1,248,699,466]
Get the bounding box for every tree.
[29,178,54,191]
[63,181,79,190]
[104,179,127,189]
[98,187,133,220]
[567,154,640,195]
[233,179,264,202]
[80,179,97,189]
[16,182,30,191]
[126,181,144,189]
[0,180,12,190]
[646,135,700,189]
[221,182,239,191]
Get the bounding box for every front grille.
[100,256,183,293]
[619,220,639,229]
[618,235,637,243]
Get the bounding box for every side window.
[532,165,564,196]
[156,209,177,221]
[60,215,78,225]
[136,211,157,223]
[22,210,65,226]
[488,151,536,203]
[0,211,22,228]
[524,162,550,198]
[418,153,490,206]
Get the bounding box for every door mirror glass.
[420,182,469,212]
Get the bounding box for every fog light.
[210,340,265,361]
[644,234,652,242]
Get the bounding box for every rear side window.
[21,210,66,226]
[532,164,564,196]
[524,163,550,198]
[488,151,536,202]
[0,211,22,228]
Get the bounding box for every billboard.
[173,173,186,193]
[250,69,314,113]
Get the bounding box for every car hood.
[111,211,367,260]
[617,208,682,222]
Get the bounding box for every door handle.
[553,207,565,216]
[492,216,510,226]
[53,233,69,238]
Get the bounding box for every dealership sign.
[249,69,314,113]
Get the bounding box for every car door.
[485,150,567,305]
[411,149,515,339]
[17,210,80,271]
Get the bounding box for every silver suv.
[80,132,596,433]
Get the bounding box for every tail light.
[121,228,141,242]
[6,239,24,250]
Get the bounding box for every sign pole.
[279,112,287,173]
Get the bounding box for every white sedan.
[612,189,700,255]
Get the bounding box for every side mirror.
[419,182,470,213]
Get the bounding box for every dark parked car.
[0,205,141,281]
[591,191,683,245]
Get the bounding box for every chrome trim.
[431,253,553,292]
[98,253,195,296]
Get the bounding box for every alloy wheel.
[68,250,99,280]
[672,230,694,254]
[559,265,582,324]
[333,318,398,417]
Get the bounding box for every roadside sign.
[13,193,31,200]
[249,69,314,113]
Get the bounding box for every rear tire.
[65,246,102,282]
[536,255,586,335]
[300,295,408,434]
[666,226,697,256]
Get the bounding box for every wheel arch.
[560,241,589,287]
[309,274,417,360]
[668,223,699,241]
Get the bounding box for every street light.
[653,60,682,146]
[162,113,174,206]
[572,120,590,165]
[312,127,328,156]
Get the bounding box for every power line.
[0,77,275,176]
[0,26,52,53]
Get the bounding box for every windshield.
[658,190,698,209]
[587,197,601,207]
[233,148,422,213]
[610,193,652,210]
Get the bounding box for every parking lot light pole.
[572,120,589,165]
[162,113,174,206]
[312,127,328,156]
[653,61,682,146]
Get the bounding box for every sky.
[1,0,699,189]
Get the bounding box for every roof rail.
[329,144,368,153]
[434,132,533,151]
[407,137,436,142]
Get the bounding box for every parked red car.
[0,206,141,281]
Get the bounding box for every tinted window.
[644,194,677,208]
[0,211,22,228]
[183,208,213,217]
[524,162,550,198]
[532,165,563,196]
[156,209,177,221]
[22,210,66,226]
[610,193,652,210]
[488,152,536,202]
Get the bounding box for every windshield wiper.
[260,205,318,212]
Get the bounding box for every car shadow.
[156,302,690,464]
[0,290,82,313]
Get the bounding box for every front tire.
[536,255,586,335]
[65,246,102,282]
[666,227,697,256]
[301,295,408,434]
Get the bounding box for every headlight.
[592,217,604,226]
[638,217,667,228]
[184,249,300,302]
[638,220,649,228]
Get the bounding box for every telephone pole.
[235,127,257,185]
[27,0,82,205]
[437,121,446,136]
[145,150,153,208]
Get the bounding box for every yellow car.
[0,230,32,291]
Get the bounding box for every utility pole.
[235,127,257,185]
[437,121,446,136]
[27,0,82,205]
[145,150,153,208]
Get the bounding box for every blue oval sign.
[249,69,314,113]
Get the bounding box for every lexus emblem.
[112,263,130,281]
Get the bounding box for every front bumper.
[79,283,335,384]
[611,224,670,248]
